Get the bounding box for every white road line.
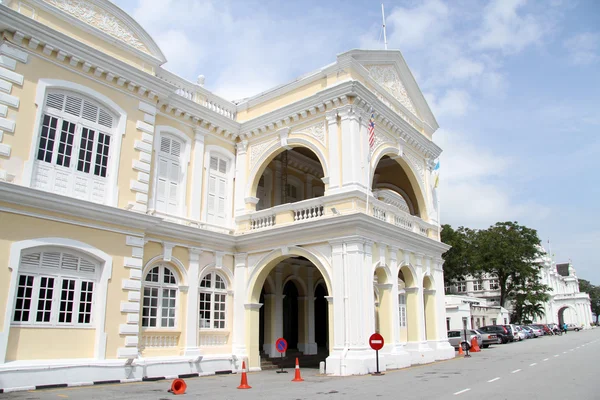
[543,358,549,361]
[530,363,537,366]
[512,369,521,374]
[554,355,560,357]
[563,351,568,354]
[454,389,471,395]
[487,377,501,383]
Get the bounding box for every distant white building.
[445,247,594,329]
[445,295,509,331]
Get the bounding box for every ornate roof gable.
[365,64,417,116]
[37,0,166,62]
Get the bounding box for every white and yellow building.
[0,0,453,389]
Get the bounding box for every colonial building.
[445,295,509,331]
[0,0,453,389]
[445,247,593,328]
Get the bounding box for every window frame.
[203,146,235,227]
[198,271,228,330]
[23,80,127,207]
[141,264,180,329]
[398,290,407,328]
[457,281,467,293]
[11,248,100,328]
[149,126,191,218]
[473,280,484,291]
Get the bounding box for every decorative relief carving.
[295,121,326,146]
[371,131,393,156]
[367,65,417,116]
[404,150,425,180]
[44,0,150,54]
[249,139,277,168]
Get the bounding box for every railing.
[251,214,275,230]
[244,197,326,231]
[156,69,237,120]
[199,331,229,347]
[294,204,324,221]
[370,197,437,238]
[141,331,180,348]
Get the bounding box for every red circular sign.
[275,337,288,353]
[369,333,384,351]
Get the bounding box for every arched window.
[199,271,227,329]
[31,91,117,204]
[12,249,98,326]
[142,265,178,328]
[155,135,184,215]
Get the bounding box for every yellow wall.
[7,327,95,360]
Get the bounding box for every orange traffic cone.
[237,360,252,389]
[458,343,464,355]
[168,378,187,395]
[470,337,481,352]
[292,357,304,382]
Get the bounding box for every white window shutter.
[207,175,217,223]
[167,161,179,214]
[156,157,169,213]
[217,177,227,224]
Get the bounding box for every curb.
[0,370,234,393]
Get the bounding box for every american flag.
[368,110,375,150]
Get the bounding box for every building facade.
[445,295,509,331]
[445,247,593,329]
[0,0,454,389]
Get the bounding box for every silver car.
[448,329,483,351]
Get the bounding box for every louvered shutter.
[167,161,179,215]
[207,175,217,223]
[217,176,227,224]
[155,157,169,213]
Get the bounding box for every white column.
[325,111,340,192]
[189,129,206,221]
[339,106,363,191]
[387,247,409,365]
[232,253,248,361]
[184,248,202,356]
[269,265,284,358]
[305,173,314,199]
[273,160,282,205]
[306,268,317,354]
[234,140,249,216]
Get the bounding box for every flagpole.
[381,4,388,50]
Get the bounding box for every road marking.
[563,351,568,354]
[487,377,500,382]
[530,363,537,366]
[554,355,559,357]
[454,388,471,395]
[512,369,521,374]
[543,358,549,361]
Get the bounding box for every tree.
[473,221,544,308]
[440,224,476,286]
[509,276,551,324]
[578,279,600,324]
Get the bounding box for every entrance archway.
[558,305,577,326]
[283,281,300,350]
[314,283,329,350]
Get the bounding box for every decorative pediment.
[38,0,166,62]
[365,64,417,117]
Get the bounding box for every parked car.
[531,324,551,335]
[475,329,498,348]
[479,325,512,344]
[520,326,534,339]
[526,325,543,337]
[448,330,482,350]
[566,323,582,332]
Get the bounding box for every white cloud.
[475,0,545,54]
[155,30,203,79]
[384,0,450,50]
[426,89,471,118]
[435,128,549,228]
[446,58,485,80]
[564,32,600,65]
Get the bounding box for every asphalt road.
[3,329,599,400]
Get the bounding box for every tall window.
[489,279,500,290]
[142,265,178,328]
[32,91,115,203]
[199,271,227,329]
[12,249,97,326]
[206,155,229,225]
[155,136,183,215]
[398,292,407,327]
[457,281,467,293]
[473,280,483,291]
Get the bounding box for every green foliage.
[578,279,600,323]
[440,224,476,285]
[509,275,551,324]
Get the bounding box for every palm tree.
[523,302,546,323]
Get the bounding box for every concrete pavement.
[3,329,599,399]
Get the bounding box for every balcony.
[236,191,439,240]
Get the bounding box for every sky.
[114,0,600,283]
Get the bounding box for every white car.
[512,325,526,341]
[527,325,543,337]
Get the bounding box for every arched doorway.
[283,281,300,350]
[399,266,418,343]
[423,275,437,341]
[252,147,325,210]
[314,283,329,350]
[558,305,577,326]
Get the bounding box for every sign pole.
[463,328,471,358]
[376,349,380,374]
[369,333,384,376]
[275,337,288,373]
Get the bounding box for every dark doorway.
[314,283,328,349]
[283,281,299,350]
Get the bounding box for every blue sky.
[115,0,600,283]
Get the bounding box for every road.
[4,329,600,399]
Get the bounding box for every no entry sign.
[275,337,288,353]
[369,333,384,351]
